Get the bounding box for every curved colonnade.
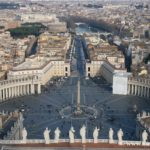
[128,77,150,99]
[0,76,41,102]
[0,76,149,103]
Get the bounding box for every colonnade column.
[27,85,30,95]
[0,90,2,101]
[127,84,130,94]
[14,86,17,97]
[2,89,5,100]
[5,88,8,99]
[8,88,11,98]
[135,85,137,95]
[131,85,134,95]
[147,88,150,98]
[16,86,19,97]
[141,86,143,97]
[24,85,27,95]
[10,87,12,98]
[144,87,147,97]
[137,86,140,96]
[19,85,23,95]
[31,84,35,94]
[37,84,41,94]
[12,87,14,97]
[2,89,6,100]
[22,85,25,95]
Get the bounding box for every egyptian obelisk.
[75,78,82,115]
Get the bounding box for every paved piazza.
[0,77,149,140]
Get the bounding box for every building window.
[65,67,68,72]
[88,67,90,72]
[65,73,68,77]
[88,73,90,77]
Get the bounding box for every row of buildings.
[0,31,35,80]
[7,32,71,85]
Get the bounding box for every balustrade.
[128,77,150,99]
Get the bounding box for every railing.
[0,139,149,147]
[0,76,41,87]
[128,77,150,86]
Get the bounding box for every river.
[75,23,104,34]
[75,22,131,72]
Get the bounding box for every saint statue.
[80,125,86,143]
[69,126,75,143]
[109,128,114,144]
[142,130,148,145]
[54,127,61,143]
[22,128,27,143]
[93,127,100,143]
[43,127,50,144]
[117,128,123,145]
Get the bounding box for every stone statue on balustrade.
[69,126,75,143]
[22,127,27,143]
[54,127,61,143]
[109,128,114,144]
[142,130,148,146]
[44,127,50,144]
[142,111,147,118]
[93,127,100,143]
[80,125,86,143]
[117,128,123,145]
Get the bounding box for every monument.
[93,127,100,143]
[142,130,148,146]
[69,126,75,143]
[74,79,82,115]
[80,125,86,143]
[22,128,27,144]
[117,128,123,145]
[59,78,98,119]
[54,127,61,143]
[44,127,50,144]
[109,128,114,144]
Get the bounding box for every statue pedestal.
[118,141,123,145]
[109,139,114,144]
[54,139,59,143]
[81,139,86,144]
[94,139,98,143]
[45,140,50,144]
[142,141,146,146]
[70,139,74,144]
[21,140,27,144]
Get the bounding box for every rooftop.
[12,56,50,71]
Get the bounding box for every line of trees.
[0,3,19,9]
[8,23,47,38]
[68,15,132,37]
